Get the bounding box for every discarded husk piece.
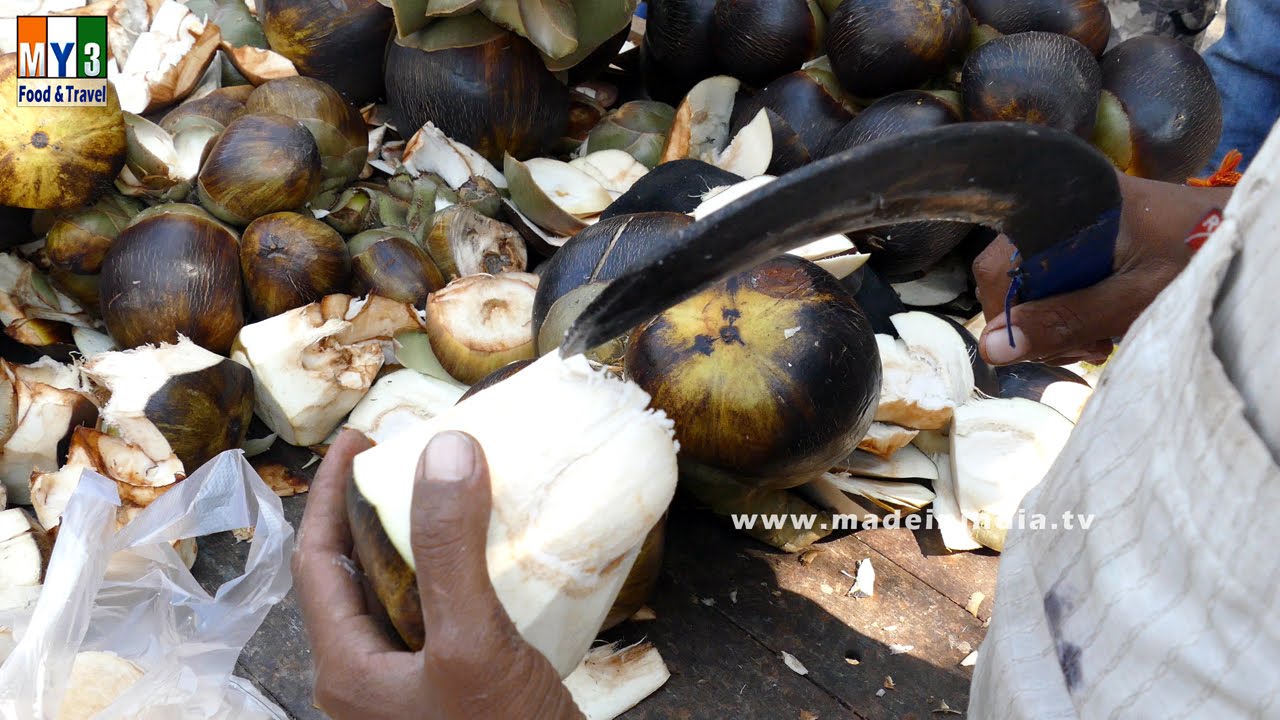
[583,101,677,168]
[0,359,97,505]
[349,231,446,307]
[834,445,939,481]
[424,273,538,384]
[0,508,51,588]
[824,472,935,514]
[680,464,832,552]
[43,193,143,277]
[569,150,649,197]
[537,284,628,367]
[116,113,204,202]
[425,206,529,279]
[659,76,774,179]
[950,398,1073,551]
[220,42,298,85]
[400,122,507,190]
[230,294,424,446]
[83,337,255,472]
[349,352,680,676]
[563,641,671,720]
[390,331,467,386]
[533,0,641,72]
[258,0,394,105]
[102,0,223,114]
[343,368,466,444]
[52,426,185,509]
[501,200,571,257]
[874,312,975,430]
[504,155,613,236]
[929,449,982,551]
[858,422,920,458]
[601,516,666,631]
[0,254,94,331]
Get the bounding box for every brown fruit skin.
[821,91,971,277]
[1099,35,1222,182]
[711,0,821,88]
[643,0,721,103]
[245,77,367,195]
[145,359,255,470]
[99,204,245,354]
[0,54,126,211]
[259,0,393,105]
[348,478,424,651]
[350,236,446,307]
[826,0,971,99]
[384,32,570,165]
[965,0,1111,56]
[961,31,1101,138]
[625,255,881,490]
[457,359,534,403]
[196,113,323,227]
[158,89,248,134]
[240,212,351,319]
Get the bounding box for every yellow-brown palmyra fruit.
[0,54,126,210]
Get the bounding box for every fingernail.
[983,324,1028,365]
[423,431,475,483]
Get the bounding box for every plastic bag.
[0,450,294,720]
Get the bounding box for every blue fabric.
[1203,0,1280,172]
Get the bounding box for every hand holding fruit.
[294,430,583,720]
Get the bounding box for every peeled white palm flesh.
[663,76,772,178]
[523,158,614,217]
[569,150,648,197]
[343,369,466,444]
[564,642,671,720]
[835,445,939,481]
[949,398,1074,550]
[401,122,507,190]
[875,312,975,430]
[352,351,680,678]
[0,359,94,505]
[55,651,146,720]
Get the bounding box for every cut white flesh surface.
[950,398,1074,551]
[929,451,982,551]
[812,251,870,280]
[891,256,968,307]
[857,422,920,459]
[0,359,95,505]
[344,369,467,444]
[57,651,146,720]
[716,109,772,178]
[231,295,423,447]
[0,253,92,329]
[0,530,46,586]
[353,352,679,678]
[824,472,936,512]
[106,0,221,114]
[0,507,39,544]
[874,312,975,430]
[83,337,223,463]
[401,122,507,190]
[30,463,82,531]
[424,273,537,379]
[524,158,613,216]
[835,445,939,481]
[564,641,671,720]
[569,150,648,196]
[1035,381,1093,423]
[911,428,951,456]
[693,176,854,263]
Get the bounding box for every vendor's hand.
[972,174,1234,366]
[293,429,584,720]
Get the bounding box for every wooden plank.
[853,523,1000,621]
[659,503,985,719]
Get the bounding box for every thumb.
[409,431,504,633]
[979,277,1136,365]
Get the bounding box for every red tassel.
[1188,150,1244,187]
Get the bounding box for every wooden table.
[193,449,999,720]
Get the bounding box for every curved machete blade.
[560,122,1120,358]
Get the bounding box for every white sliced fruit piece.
[401,122,507,190]
[835,444,939,481]
[857,422,920,459]
[892,312,975,406]
[715,108,773,178]
[926,451,982,551]
[824,472,936,512]
[59,651,146,720]
[505,155,612,236]
[950,398,1074,551]
[693,176,854,264]
[0,360,96,506]
[874,312,975,430]
[344,368,467,444]
[910,428,951,455]
[798,473,878,523]
[0,507,40,544]
[72,327,119,358]
[569,150,648,196]
[660,75,741,166]
[563,641,671,720]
